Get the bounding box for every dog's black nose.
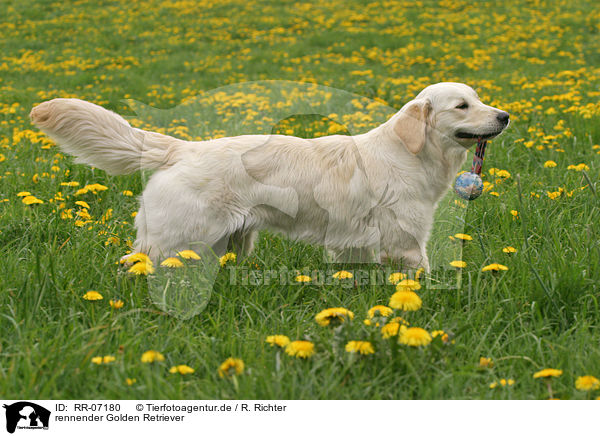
[497,111,510,125]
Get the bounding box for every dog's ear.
[393,98,432,154]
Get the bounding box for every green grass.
[1,0,599,399]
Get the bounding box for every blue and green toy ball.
[454,138,488,201]
[454,172,484,200]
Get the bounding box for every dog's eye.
[456,102,469,110]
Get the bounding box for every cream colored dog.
[30,82,509,270]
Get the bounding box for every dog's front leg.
[379,222,430,272]
[371,206,430,272]
[380,247,430,272]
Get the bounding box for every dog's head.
[393,82,509,154]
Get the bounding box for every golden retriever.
[30,82,509,270]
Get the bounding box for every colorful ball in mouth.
[454,172,483,200]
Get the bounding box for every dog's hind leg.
[124,172,236,263]
[228,230,258,260]
[120,202,180,263]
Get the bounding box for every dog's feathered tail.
[30,98,185,175]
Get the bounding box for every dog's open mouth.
[456,130,503,140]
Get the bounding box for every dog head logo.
[3,402,50,433]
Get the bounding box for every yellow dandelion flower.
[345,341,375,355]
[22,195,44,205]
[315,307,355,326]
[399,327,432,347]
[266,335,290,348]
[454,233,473,241]
[367,305,393,318]
[76,209,92,220]
[491,379,514,388]
[17,191,32,197]
[575,375,600,391]
[495,169,511,178]
[141,350,165,363]
[395,279,421,292]
[295,274,312,282]
[381,322,402,338]
[83,291,103,301]
[169,365,195,375]
[122,190,133,196]
[431,330,449,343]
[60,181,79,187]
[533,368,563,379]
[218,357,244,377]
[544,160,557,168]
[479,357,494,368]
[105,236,119,246]
[218,252,236,266]
[481,263,509,272]
[128,262,155,275]
[126,378,137,386]
[567,163,589,171]
[547,190,562,199]
[74,187,89,196]
[85,183,108,193]
[122,252,152,265]
[489,191,500,197]
[388,272,406,284]
[415,267,425,280]
[285,341,315,358]
[161,257,184,268]
[450,260,467,268]
[75,200,90,209]
[502,246,517,253]
[510,210,519,219]
[109,299,124,309]
[333,270,353,279]
[390,316,409,325]
[389,290,422,311]
[415,268,425,279]
[178,249,201,260]
[92,355,115,364]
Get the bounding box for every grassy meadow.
[1,0,600,399]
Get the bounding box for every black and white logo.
[3,402,50,434]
